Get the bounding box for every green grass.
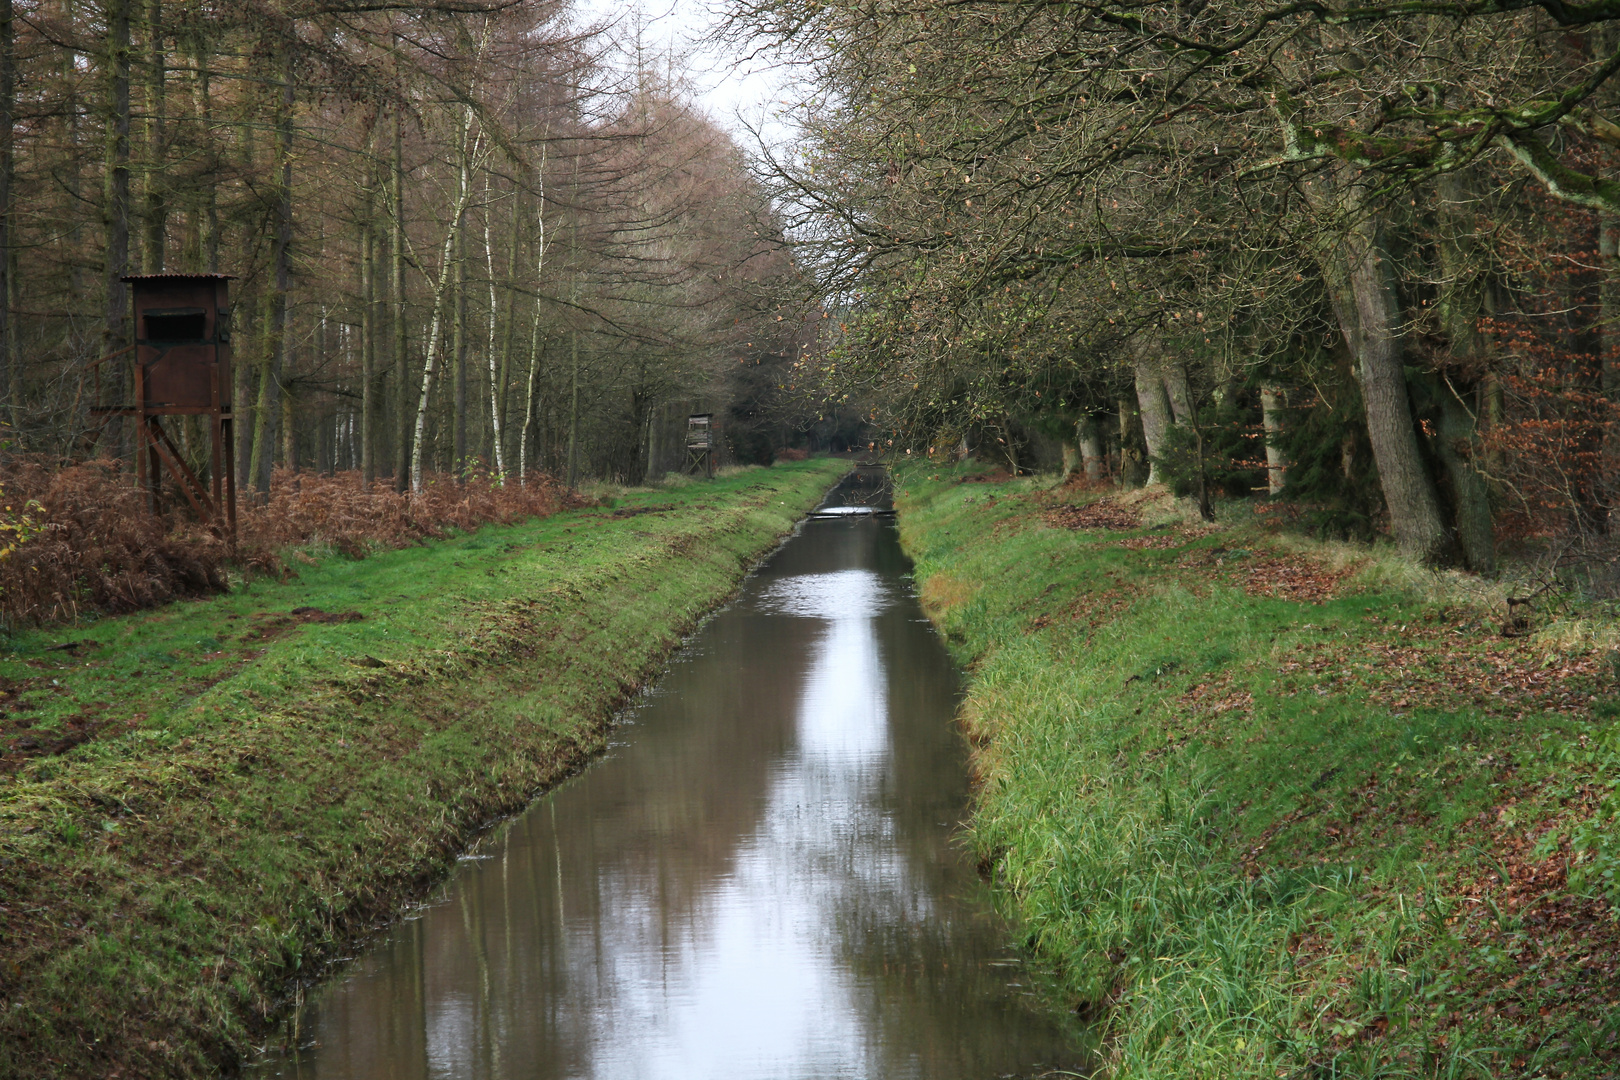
[895,466,1619,1080]
[0,458,846,1079]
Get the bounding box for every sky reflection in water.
[248,509,1086,1080]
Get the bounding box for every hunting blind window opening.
[143,310,208,342]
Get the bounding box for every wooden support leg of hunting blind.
[145,417,218,525]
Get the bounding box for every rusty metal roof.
[120,272,234,282]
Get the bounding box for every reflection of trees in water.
[403,602,822,1076]
[267,519,1084,1080]
[802,583,1090,1079]
[840,467,892,506]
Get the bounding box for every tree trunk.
[483,176,510,478]
[193,19,218,274]
[235,292,251,492]
[1432,376,1495,572]
[0,0,14,434]
[248,290,279,497]
[481,172,505,477]
[1078,414,1104,480]
[181,9,212,272]
[1133,356,1173,484]
[452,224,467,478]
[62,0,85,297]
[566,329,579,487]
[1338,211,1451,565]
[103,0,133,464]
[1059,439,1078,479]
[391,106,409,491]
[627,386,650,485]
[1607,213,1620,398]
[496,185,520,476]
[1600,187,1620,531]
[1434,170,1497,570]
[409,103,479,493]
[281,381,297,475]
[1260,384,1287,495]
[251,35,293,499]
[520,149,548,485]
[1162,360,1194,425]
[140,0,165,274]
[360,180,375,487]
[1118,397,1147,487]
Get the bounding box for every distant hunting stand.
[685,413,716,478]
[89,274,237,543]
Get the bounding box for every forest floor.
[895,464,1620,1080]
[0,458,847,1080]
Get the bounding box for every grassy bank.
[895,467,1618,1079]
[0,458,846,1079]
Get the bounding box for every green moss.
[895,467,1617,1080]
[0,460,846,1079]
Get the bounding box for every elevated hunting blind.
[91,273,237,541]
[685,413,716,478]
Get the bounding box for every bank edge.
[0,458,848,1079]
[894,466,1618,1080]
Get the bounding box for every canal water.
[247,480,1087,1079]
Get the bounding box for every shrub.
[0,460,578,628]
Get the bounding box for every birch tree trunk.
[409,103,481,494]
[519,147,548,485]
[482,171,505,477]
[451,222,467,478]
[1260,384,1287,495]
[496,186,520,475]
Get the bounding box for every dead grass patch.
[0,460,579,628]
[1046,499,1143,531]
[1118,535,1184,551]
[1241,555,1358,603]
[919,573,978,618]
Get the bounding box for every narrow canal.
[248,478,1087,1079]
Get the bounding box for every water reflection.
[248,496,1087,1080]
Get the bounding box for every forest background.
[0,0,886,625]
[728,0,1620,593]
[5,0,1620,615]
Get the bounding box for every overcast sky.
[572,0,801,152]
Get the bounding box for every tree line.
[0,0,820,500]
[732,0,1620,572]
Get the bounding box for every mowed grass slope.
[896,467,1618,1080]
[0,459,846,1079]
